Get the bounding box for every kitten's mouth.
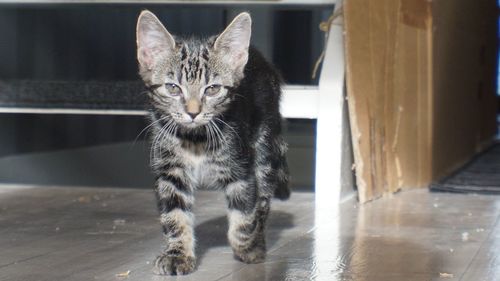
[184,122,199,128]
[181,120,209,129]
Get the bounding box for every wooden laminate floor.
[0,185,499,281]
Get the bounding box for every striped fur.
[137,10,290,275]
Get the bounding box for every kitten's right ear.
[136,10,175,70]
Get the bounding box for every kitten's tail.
[273,163,290,200]
[274,182,291,200]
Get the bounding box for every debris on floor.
[115,270,130,278]
[461,232,469,241]
[77,196,92,203]
[113,219,127,226]
[439,272,454,278]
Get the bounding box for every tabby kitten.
[136,10,290,275]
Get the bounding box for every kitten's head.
[136,10,251,129]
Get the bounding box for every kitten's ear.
[214,12,252,72]
[136,10,175,70]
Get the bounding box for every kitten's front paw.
[153,254,196,275]
[233,246,266,264]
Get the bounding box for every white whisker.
[158,119,177,158]
[214,117,241,147]
[133,116,169,146]
[211,120,228,149]
[207,121,217,154]
[150,120,170,166]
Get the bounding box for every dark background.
[0,4,329,84]
[0,4,330,189]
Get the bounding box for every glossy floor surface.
[0,185,499,281]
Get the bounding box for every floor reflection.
[309,190,500,281]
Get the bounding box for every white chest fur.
[181,149,217,189]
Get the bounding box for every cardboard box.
[344,0,498,202]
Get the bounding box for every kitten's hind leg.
[255,133,291,200]
[153,175,196,275]
[225,180,269,263]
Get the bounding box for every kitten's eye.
[165,83,182,96]
[204,84,222,97]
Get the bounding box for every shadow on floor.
[195,210,295,267]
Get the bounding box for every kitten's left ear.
[214,12,252,73]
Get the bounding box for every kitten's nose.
[186,98,201,120]
[187,112,199,120]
